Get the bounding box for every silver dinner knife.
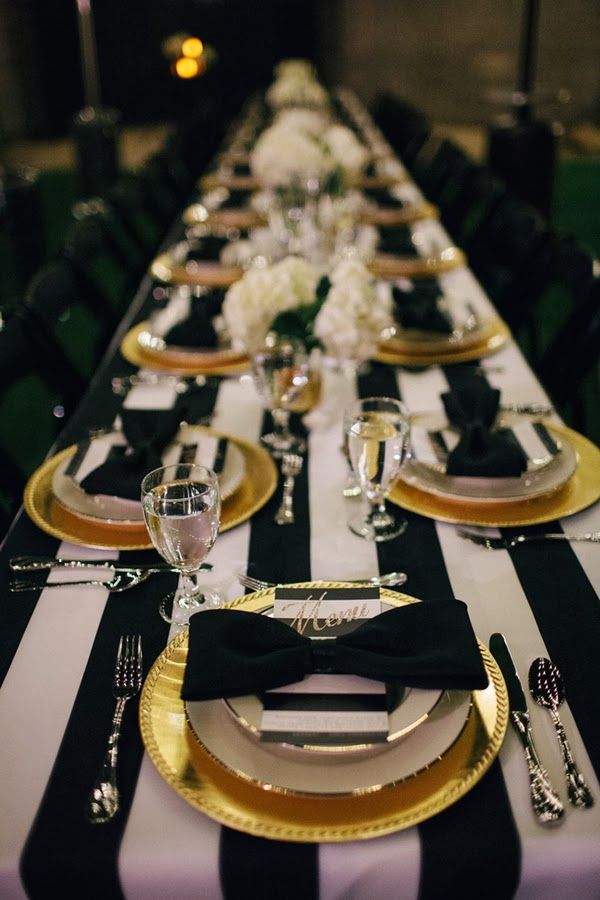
[9,556,211,574]
[489,633,564,825]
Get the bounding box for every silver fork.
[85,635,143,824]
[275,453,303,525]
[238,571,408,592]
[458,529,600,550]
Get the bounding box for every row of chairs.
[0,100,228,539]
[372,93,600,444]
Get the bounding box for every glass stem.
[179,570,201,607]
[272,407,291,438]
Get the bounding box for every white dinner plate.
[52,426,246,524]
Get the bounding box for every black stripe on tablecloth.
[358,361,521,900]
[219,409,317,900]
[20,383,224,897]
[445,364,600,782]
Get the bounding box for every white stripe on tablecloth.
[436,521,600,900]
[118,374,263,899]
[0,543,117,900]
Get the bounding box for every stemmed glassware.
[344,396,411,541]
[141,464,221,623]
[251,335,311,456]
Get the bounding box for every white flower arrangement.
[250,119,369,191]
[223,256,391,363]
[273,59,316,81]
[266,75,329,111]
[222,256,319,351]
[313,259,393,361]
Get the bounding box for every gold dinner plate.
[375,318,511,367]
[150,252,244,289]
[381,316,503,356]
[139,587,507,842]
[197,173,408,193]
[182,204,267,230]
[361,200,438,228]
[23,433,277,550]
[121,323,249,376]
[390,424,600,526]
[368,246,465,280]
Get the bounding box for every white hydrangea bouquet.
[222,256,392,362]
[266,58,329,111]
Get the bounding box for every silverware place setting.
[85,634,143,824]
[528,658,594,809]
[458,530,600,550]
[238,571,408,592]
[275,453,304,526]
[9,571,153,593]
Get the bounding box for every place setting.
[388,380,600,527]
[139,581,508,841]
[23,384,277,550]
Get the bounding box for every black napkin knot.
[392,281,452,334]
[310,640,337,674]
[441,382,528,477]
[163,290,224,348]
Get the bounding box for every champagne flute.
[344,396,411,541]
[251,334,310,456]
[141,464,221,623]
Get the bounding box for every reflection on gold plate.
[382,316,502,356]
[182,205,267,230]
[390,424,600,526]
[375,319,511,367]
[361,200,438,228]
[150,253,243,288]
[199,172,259,192]
[139,587,507,842]
[121,323,249,376]
[23,434,277,550]
[368,246,465,279]
[360,172,409,190]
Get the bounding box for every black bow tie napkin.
[377,226,419,258]
[187,235,230,262]
[79,406,185,501]
[441,382,528,478]
[392,281,453,334]
[163,288,225,348]
[181,599,488,702]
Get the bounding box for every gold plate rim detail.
[139,586,508,842]
[121,323,249,376]
[375,318,510,366]
[367,245,464,279]
[150,253,244,288]
[23,429,277,549]
[390,424,600,526]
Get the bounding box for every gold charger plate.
[390,424,600,526]
[375,318,510,366]
[150,252,244,289]
[121,323,249,376]
[139,586,507,842]
[182,204,267,230]
[23,431,277,550]
[360,200,438,228]
[368,246,465,280]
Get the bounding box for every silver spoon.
[528,657,594,809]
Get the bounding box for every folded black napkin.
[186,235,230,262]
[366,187,405,209]
[392,281,453,334]
[221,189,247,209]
[441,382,528,477]
[378,225,419,257]
[163,289,224,348]
[181,599,488,701]
[79,406,184,500]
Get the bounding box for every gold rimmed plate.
[368,245,465,280]
[150,250,243,289]
[361,200,438,228]
[182,204,266,231]
[390,424,600,526]
[121,323,249,376]
[375,318,511,367]
[139,586,508,842]
[23,432,277,550]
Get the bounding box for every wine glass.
[141,464,221,623]
[251,334,310,456]
[344,396,411,541]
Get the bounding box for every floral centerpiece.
[266,59,329,111]
[222,256,392,362]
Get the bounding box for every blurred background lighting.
[175,57,200,79]
[181,37,204,59]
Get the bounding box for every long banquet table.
[1,93,600,900]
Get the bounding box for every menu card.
[260,586,390,745]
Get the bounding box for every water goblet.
[251,335,310,456]
[141,464,221,623]
[344,396,411,541]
